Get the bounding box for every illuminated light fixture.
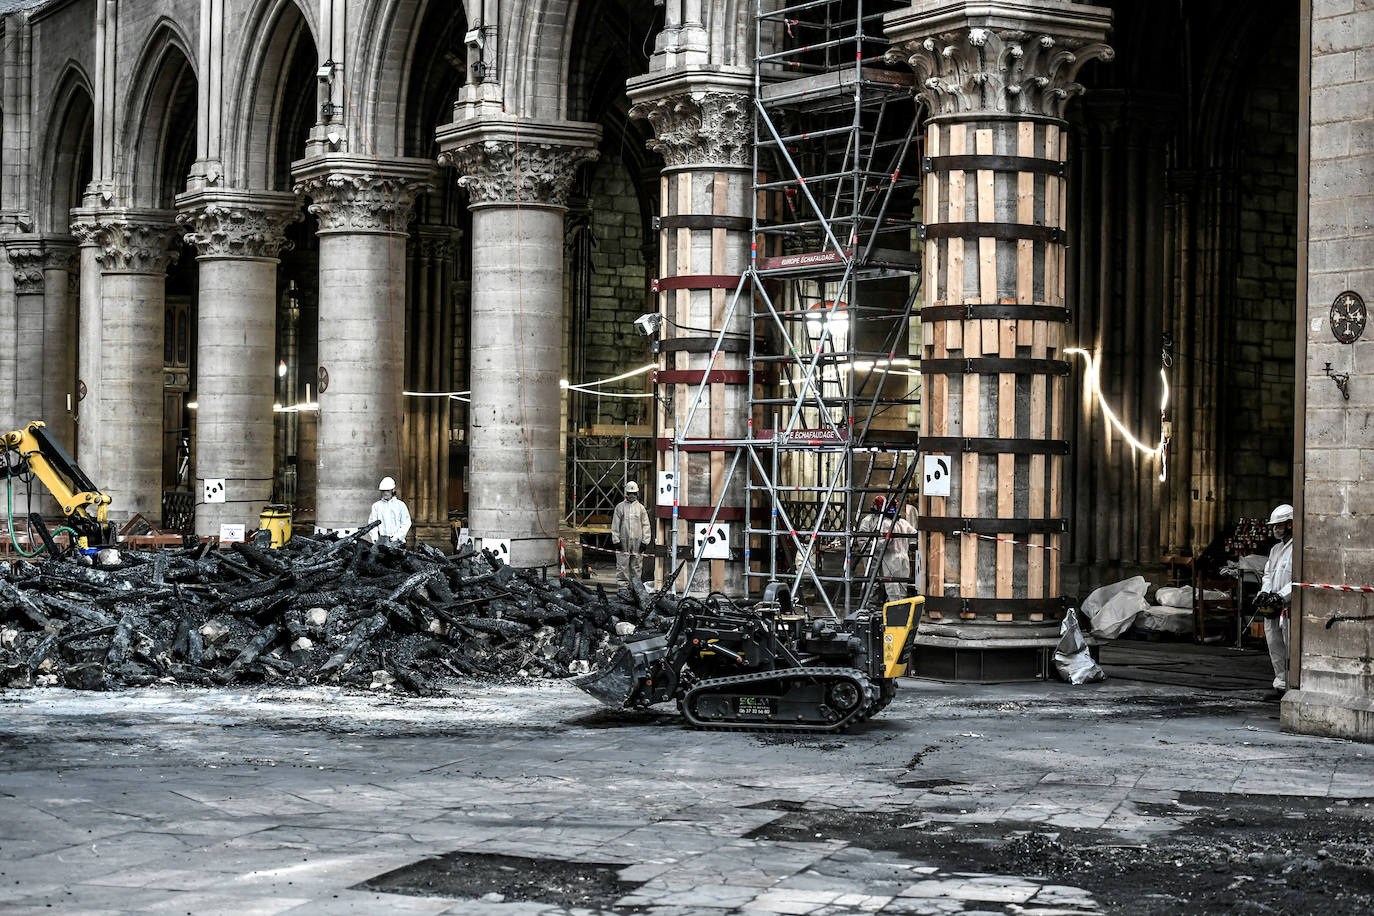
[1065,347,1170,482]
[404,389,470,401]
[805,300,847,335]
[186,401,198,410]
[278,360,287,378]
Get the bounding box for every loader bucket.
[570,645,639,708]
[570,632,668,709]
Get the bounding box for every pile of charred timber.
[0,525,669,693]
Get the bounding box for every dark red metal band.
[652,274,744,292]
[655,437,736,452]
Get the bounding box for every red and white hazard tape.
[577,541,657,560]
[1295,582,1374,594]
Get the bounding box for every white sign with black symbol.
[484,538,511,564]
[656,470,677,507]
[923,455,951,497]
[694,522,731,560]
[219,524,246,544]
[203,478,226,504]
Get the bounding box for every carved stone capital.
[410,226,460,262]
[292,157,437,234]
[885,2,1113,120]
[70,210,181,274]
[436,117,601,210]
[176,190,303,259]
[629,89,752,169]
[5,240,47,294]
[42,241,77,274]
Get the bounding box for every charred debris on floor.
[0,524,674,693]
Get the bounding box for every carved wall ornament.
[887,29,1114,119]
[178,203,303,258]
[439,141,599,208]
[42,244,77,274]
[293,173,434,233]
[628,90,752,168]
[70,217,181,274]
[5,245,47,294]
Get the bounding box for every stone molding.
[176,191,303,259]
[4,241,47,294]
[409,227,460,262]
[42,241,77,274]
[627,70,754,169]
[292,157,437,235]
[70,210,181,275]
[435,117,601,210]
[885,2,1113,120]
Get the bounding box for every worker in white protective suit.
[611,481,652,591]
[367,476,412,547]
[858,495,919,603]
[1254,503,1294,700]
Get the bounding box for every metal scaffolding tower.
[668,0,923,615]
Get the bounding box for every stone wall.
[1283,0,1374,743]
[1226,30,1299,521]
[569,155,653,430]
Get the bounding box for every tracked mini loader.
[573,586,922,732]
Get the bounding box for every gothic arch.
[39,63,95,232]
[227,0,318,189]
[121,20,198,207]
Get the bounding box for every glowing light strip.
[1065,347,1169,480]
[403,389,470,399]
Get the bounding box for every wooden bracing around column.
[918,119,1069,626]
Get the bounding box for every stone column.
[40,240,78,449]
[886,2,1112,668]
[436,118,600,569]
[177,190,302,536]
[68,210,180,523]
[628,73,753,595]
[292,158,435,534]
[3,240,47,427]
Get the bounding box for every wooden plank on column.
[1045,126,1061,306]
[928,328,948,607]
[997,319,1015,600]
[927,125,941,303]
[961,367,979,602]
[976,129,995,304]
[1028,320,1048,599]
[1017,121,1035,306]
[947,125,966,306]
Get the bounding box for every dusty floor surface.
[0,642,1370,915]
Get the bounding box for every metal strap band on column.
[920,305,1071,323]
[920,357,1070,377]
[654,215,754,232]
[655,505,746,522]
[653,369,750,384]
[652,274,743,292]
[922,595,1068,614]
[919,222,1065,244]
[918,517,1067,536]
[658,337,750,355]
[919,436,1070,456]
[923,155,1066,177]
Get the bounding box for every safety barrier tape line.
[1295,582,1374,593]
[957,532,1061,552]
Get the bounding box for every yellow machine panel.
[881,596,923,678]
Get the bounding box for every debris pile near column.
[0,527,673,693]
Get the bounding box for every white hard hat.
[1268,503,1293,525]
[625,481,639,494]
[379,476,397,491]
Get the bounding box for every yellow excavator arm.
[2,420,114,547]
